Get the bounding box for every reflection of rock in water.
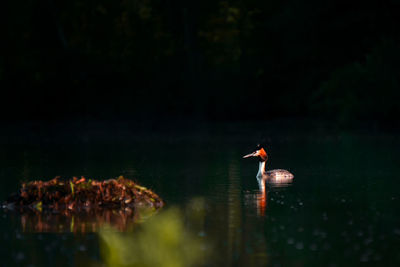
[5,205,158,232]
[2,176,164,232]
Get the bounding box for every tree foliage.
[3,0,400,125]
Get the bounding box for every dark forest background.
[2,0,400,127]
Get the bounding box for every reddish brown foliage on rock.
[5,176,164,212]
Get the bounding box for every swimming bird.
[243,144,294,190]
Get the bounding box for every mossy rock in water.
[3,176,164,212]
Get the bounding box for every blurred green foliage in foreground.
[99,203,207,267]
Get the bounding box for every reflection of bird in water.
[243,144,294,191]
[243,189,268,217]
[256,190,267,216]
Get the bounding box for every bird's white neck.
[257,161,266,178]
[256,161,267,192]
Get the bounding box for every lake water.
[0,120,399,266]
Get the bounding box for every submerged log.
[4,176,164,212]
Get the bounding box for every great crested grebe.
[243,144,294,189]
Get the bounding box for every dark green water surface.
[0,121,399,266]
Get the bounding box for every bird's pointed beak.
[243,151,259,158]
